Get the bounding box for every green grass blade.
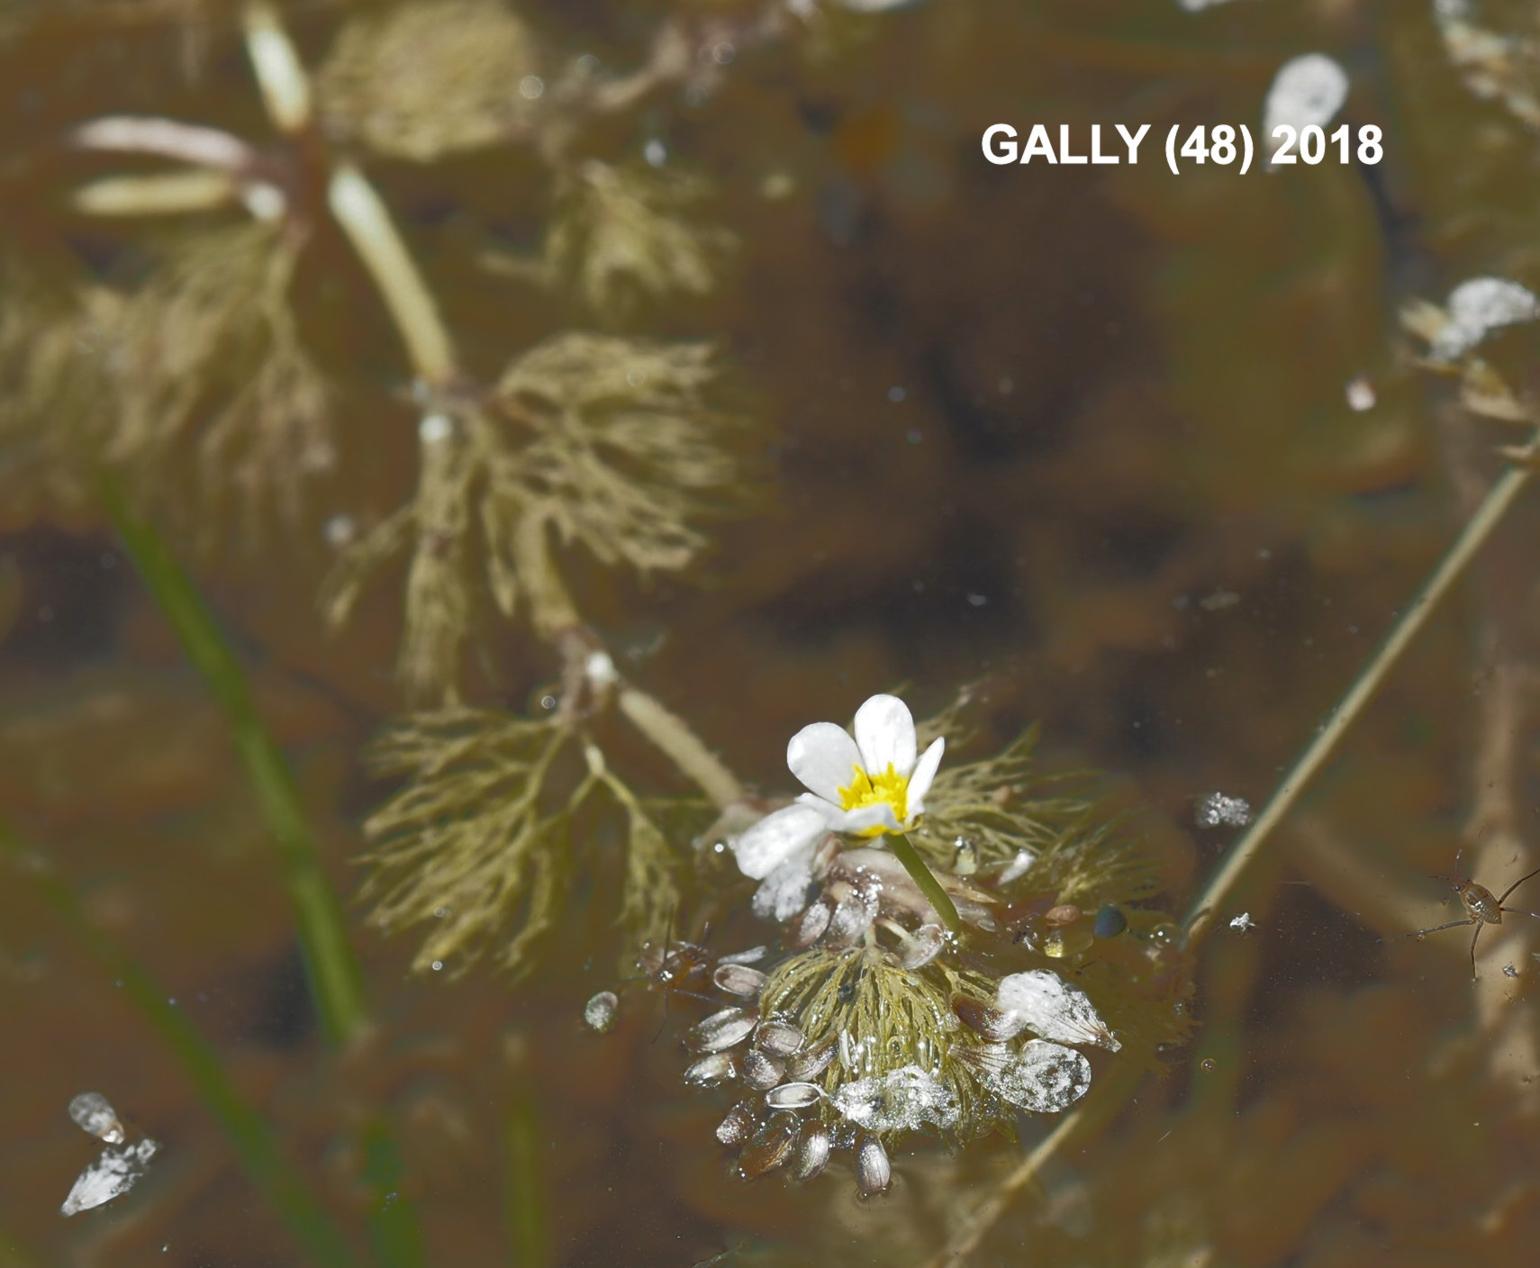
[101,477,367,1046]
[504,1090,550,1267]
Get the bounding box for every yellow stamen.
[838,763,909,837]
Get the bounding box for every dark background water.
[4,1,1540,1264]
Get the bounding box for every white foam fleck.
[1197,792,1252,828]
[583,990,618,1033]
[1345,375,1376,412]
[830,1063,960,1132]
[1263,54,1349,147]
[61,1139,159,1216]
[997,970,1120,1051]
[1431,277,1540,361]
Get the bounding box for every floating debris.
[1345,375,1376,412]
[1262,54,1349,147]
[1431,278,1540,362]
[1229,912,1257,934]
[992,848,1037,888]
[1504,963,1519,979]
[1199,589,1240,613]
[830,1064,961,1133]
[68,1092,125,1145]
[61,1140,159,1217]
[1197,792,1252,829]
[996,970,1121,1051]
[583,990,618,1033]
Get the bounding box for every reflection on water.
[4,0,1540,1264]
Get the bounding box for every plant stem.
[504,1090,551,1267]
[104,477,369,1047]
[936,449,1539,1263]
[887,832,963,935]
[326,164,457,386]
[0,820,361,1268]
[616,687,744,810]
[240,2,456,387]
[1182,458,1536,946]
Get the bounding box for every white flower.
[731,694,945,897]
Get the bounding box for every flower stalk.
[887,831,963,935]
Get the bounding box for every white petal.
[853,694,917,777]
[732,804,826,880]
[905,736,945,817]
[818,800,900,835]
[787,722,863,803]
[752,855,816,921]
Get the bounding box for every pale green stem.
[936,449,1539,1265]
[241,2,313,133]
[616,686,744,810]
[326,164,457,386]
[886,831,963,935]
[240,2,456,386]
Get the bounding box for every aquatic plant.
[362,701,691,978]
[545,161,736,317]
[617,691,1196,1194]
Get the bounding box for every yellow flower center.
[838,763,909,837]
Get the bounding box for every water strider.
[1397,850,1540,979]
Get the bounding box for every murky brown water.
[5,1,1540,1265]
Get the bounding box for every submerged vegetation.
[5,0,1540,1264]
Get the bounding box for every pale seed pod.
[785,1036,836,1081]
[764,1081,823,1110]
[754,1019,805,1057]
[741,1047,786,1091]
[793,900,832,948]
[856,1134,891,1197]
[715,1099,758,1146]
[712,963,767,997]
[683,1052,737,1088]
[738,1115,798,1178]
[899,923,946,970]
[687,1006,757,1053]
[792,1121,831,1181]
[952,993,1026,1042]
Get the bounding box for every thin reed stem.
[0,820,361,1268]
[935,450,1539,1263]
[1182,459,1535,946]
